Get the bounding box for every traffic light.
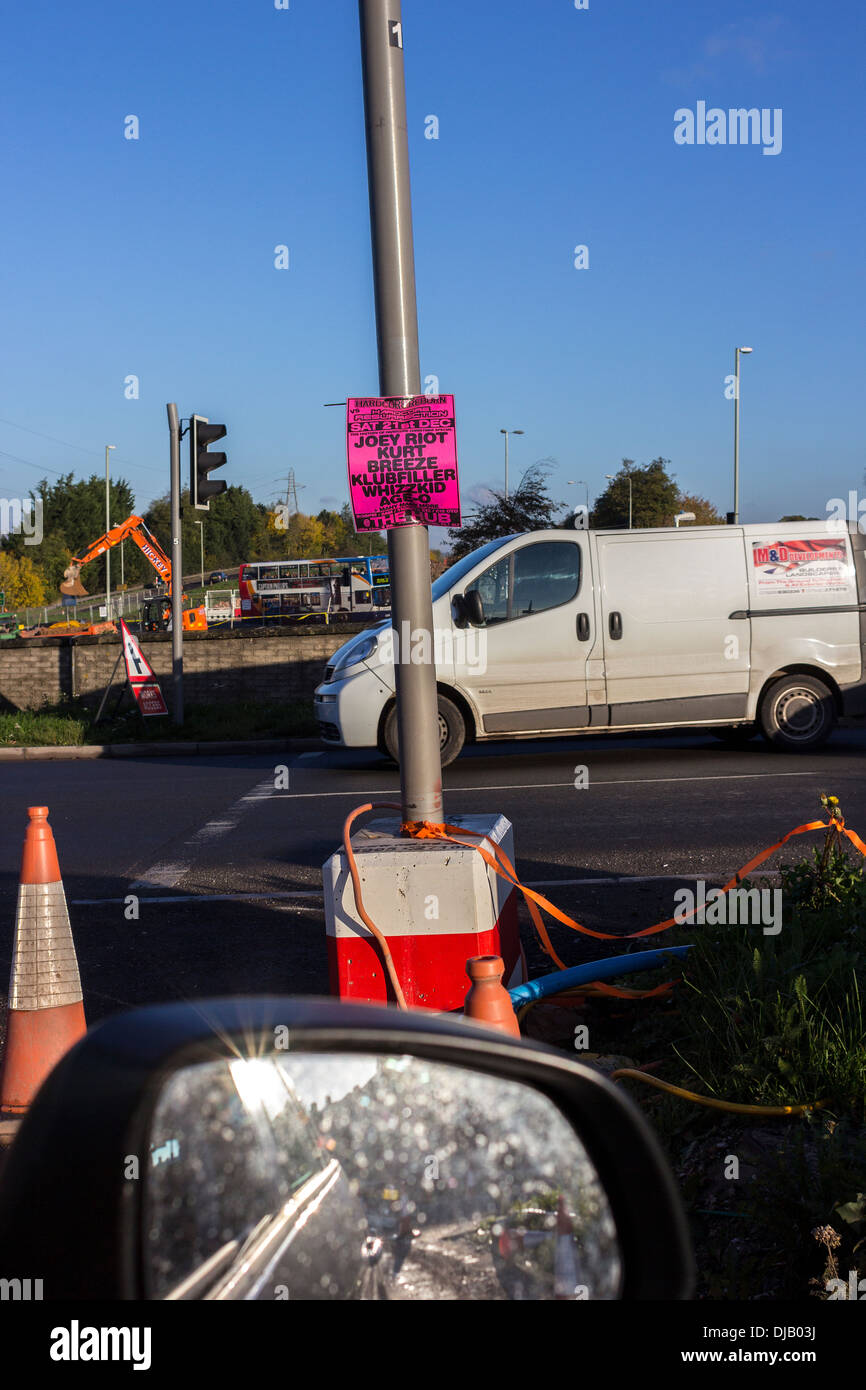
[190,415,227,511]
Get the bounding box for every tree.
[0,552,45,609]
[296,516,327,557]
[676,493,725,526]
[2,473,137,598]
[446,461,565,561]
[252,502,387,560]
[591,459,680,529]
[143,485,262,580]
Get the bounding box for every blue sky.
[1,0,863,542]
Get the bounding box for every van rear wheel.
[759,674,836,751]
[380,695,466,768]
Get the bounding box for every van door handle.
[609,611,623,640]
[576,612,590,641]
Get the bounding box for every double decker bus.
[238,556,390,623]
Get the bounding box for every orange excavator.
[67,516,207,632]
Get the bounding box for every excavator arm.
[71,513,206,632]
[128,527,173,591]
[73,516,173,593]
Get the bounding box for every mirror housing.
[0,998,693,1300]
[463,590,485,626]
[452,591,484,629]
[465,590,484,626]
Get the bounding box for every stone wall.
[0,627,360,711]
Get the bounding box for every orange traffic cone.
[0,807,86,1114]
[464,955,521,1037]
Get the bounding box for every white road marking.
[129,774,276,890]
[523,872,780,888]
[72,890,322,905]
[72,871,781,907]
[106,761,848,896]
[270,768,835,799]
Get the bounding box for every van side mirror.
[462,590,485,627]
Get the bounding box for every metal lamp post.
[359,0,443,824]
[111,523,125,588]
[500,429,524,500]
[733,346,753,525]
[567,480,590,509]
[104,445,116,616]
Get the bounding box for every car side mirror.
[0,998,692,1301]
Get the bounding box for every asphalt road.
[2,726,865,1033]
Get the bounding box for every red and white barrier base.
[323,814,524,1012]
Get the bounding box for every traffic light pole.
[359,0,443,825]
[167,402,183,726]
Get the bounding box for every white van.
[313,521,866,766]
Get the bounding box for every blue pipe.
[508,945,692,1006]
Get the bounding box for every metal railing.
[1,590,144,630]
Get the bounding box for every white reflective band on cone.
[8,882,84,1010]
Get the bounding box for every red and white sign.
[346,394,461,532]
[135,683,169,717]
[751,538,851,595]
[119,620,168,717]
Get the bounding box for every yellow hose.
[610,1068,828,1116]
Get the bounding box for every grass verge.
[534,795,866,1299]
[0,696,318,745]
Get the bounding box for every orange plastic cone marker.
[0,807,86,1114]
[464,955,521,1037]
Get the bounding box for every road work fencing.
[340,800,866,997]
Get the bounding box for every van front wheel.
[380,695,466,768]
[759,674,836,751]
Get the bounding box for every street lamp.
[105,445,116,617]
[500,429,524,500]
[674,512,696,528]
[733,346,753,525]
[195,520,204,587]
[606,473,633,529]
[112,523,125,587]
[566,480,590,509]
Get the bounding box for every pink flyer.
[346,395,461,531]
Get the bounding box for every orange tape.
[397,813,863,972]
